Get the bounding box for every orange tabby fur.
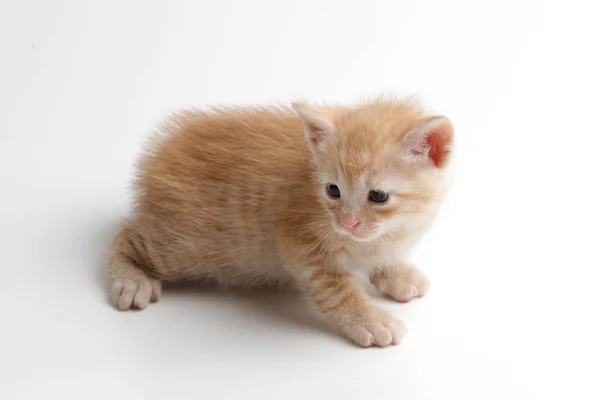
[108,97,453,347]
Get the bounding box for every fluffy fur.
[108,97,453,347]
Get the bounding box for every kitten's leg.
[370,264,430,303]
[297,266,405,347]
[108,223,162,310]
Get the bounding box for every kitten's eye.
[369,190,388,203]
[326,184,341,198]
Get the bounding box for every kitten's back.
[128,107,317,284]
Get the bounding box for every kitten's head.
[293,99,453,243]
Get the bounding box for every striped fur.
[108,96,453,347]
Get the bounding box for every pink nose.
[341,220,360,230]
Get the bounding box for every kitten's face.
[317,165,438,242]
[293,101,453,242]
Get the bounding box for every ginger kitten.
[108,97,453,347]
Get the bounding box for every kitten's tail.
[108,222,162,310]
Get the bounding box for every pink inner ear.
[426,125,452,168]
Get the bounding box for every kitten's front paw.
[370,265,430,303]
[111,277,162,311]
[341,307,405,347]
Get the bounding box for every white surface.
[1,1,599,399]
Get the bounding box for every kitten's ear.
[292,102,335,153]
[401,116,454,168]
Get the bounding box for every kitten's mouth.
[349,231,367,239]
[349,232,378,242]
[332,223,379,242]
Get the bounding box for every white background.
[1,1,599,399]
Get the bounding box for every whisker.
[275,221,329,234]
[298,229,331,261]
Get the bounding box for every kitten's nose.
[341,219,360,231]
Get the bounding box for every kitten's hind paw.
[111,277,161,311]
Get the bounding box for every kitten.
[108,97,453,347]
